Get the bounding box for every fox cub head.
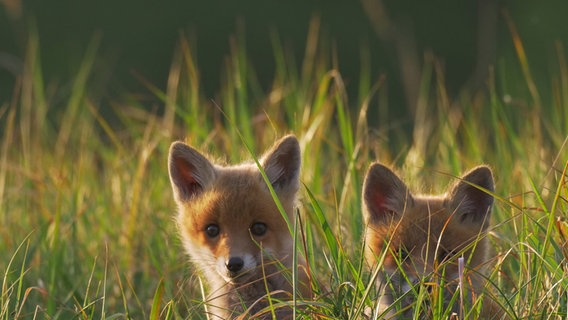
[168,135,301,287]
[362,163,495,314]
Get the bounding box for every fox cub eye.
[250,222,267,236]
[397,247,410,261]
[205,224,220,238]
[437,249,455,262]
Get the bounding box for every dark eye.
[437,249,454,262]
[396,247,410,261]
[250,222,267,236]
[205,224,220,238]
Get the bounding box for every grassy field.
[1,26,567,319]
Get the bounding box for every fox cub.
[362,163,507,319]
[168,135,310,319]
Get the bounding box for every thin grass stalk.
[150,279,165,320]
[124,117,160,282]
[2,234,31,318]
[164,45,182,140]
[0,106,16,228]
[299,15,319,89]
[55,34,100,160]
[179,36,201,132]
[81,256,98,318]
[19,28,39,173]
[233,29,254,149]
[502,9,542,109]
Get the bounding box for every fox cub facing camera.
[168,135,311,319]
[362,163,508,319]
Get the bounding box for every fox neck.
[205,270,291,319]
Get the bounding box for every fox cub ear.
[168,142,216,202]
[260,135,301,195]
[448,166,494,229]
[362,163,413,224]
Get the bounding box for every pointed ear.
[260,135,301,195]
[168,142,216,202]
[362,163,413,224]
[448,166,494,228]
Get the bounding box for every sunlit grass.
[0,19,567,319]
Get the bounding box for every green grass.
[1,23,567,319]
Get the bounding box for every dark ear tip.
[368,162,388,172]
[278,135,300,150]
[472,165,493,175]
[275,135,301,163]
[465,165,494,190]
[365,162,393,182]
[169,141,188,155]
[363,162,403,194]
[281,134,298,142]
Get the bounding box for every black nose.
[226,257,244,273]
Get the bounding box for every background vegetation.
[1,1,567,319]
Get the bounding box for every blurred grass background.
[1,1,567,319]
[2,1,568,113]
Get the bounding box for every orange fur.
[168,136,310,319]
[362,163,508,319]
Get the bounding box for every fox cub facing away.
[168,135,311,319]
[362,163,508,319]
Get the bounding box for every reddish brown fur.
[169,136,311,319]
[362,163,508,319]
[366,195,489,280]
[176,170,296,276]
